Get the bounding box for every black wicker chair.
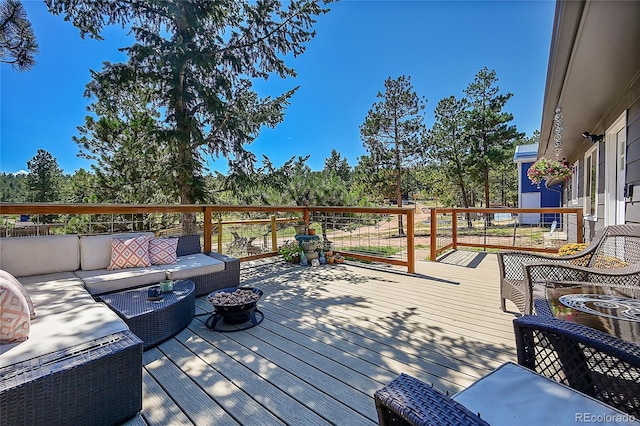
[0,331,142,426]
[374,373,489,426]
[374,315,640,425]
[513,314,640,418]
[498,224,640,314]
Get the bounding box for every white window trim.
[604,111,627,226]
[584,145,599,220]
[570,159,579,204]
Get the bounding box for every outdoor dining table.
[533,280,640,344]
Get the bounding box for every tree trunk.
[174,15,199,237]
[395,125,404,236]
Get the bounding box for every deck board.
[127,252,518,425]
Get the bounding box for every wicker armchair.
[498,224,640,314]
[514,315,640,417]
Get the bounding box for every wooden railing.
[0,203,583,269]
[0,203,415,273]
[427,207,584,260]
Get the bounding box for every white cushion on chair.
[164,253,224,281]
[453,362,632,425]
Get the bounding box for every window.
[570,160,579,204]
[584,146,598,218]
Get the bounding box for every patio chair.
[497,224,640,314]
[374,315,640,425]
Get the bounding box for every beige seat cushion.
[20,273,96,317]
[77,266,167,295]
[165,253,225,281]
[453,362,630,425]
[0,303,128,367]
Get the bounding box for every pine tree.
[323,149,351,182]
[26,149,63,203]
[427,95,473,213]
[48,0,330,233]
[464,67,522,212]
[360,75,426,234]
[0,0,38,71]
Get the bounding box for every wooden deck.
[125,252,518,425]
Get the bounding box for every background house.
[538,0,640,241]
[514,143,562,225]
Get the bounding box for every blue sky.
[1,0,555,175]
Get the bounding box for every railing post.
[452,209,458,250]
[271,215,278,253]
[576,208,584,243]
[407,208,415,273]
[430,208,437,261]
[303,207,310,233]
[217,218,223,253]
[203,207,212,253]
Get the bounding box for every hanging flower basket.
[527,158,572,186]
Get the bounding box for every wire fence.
[429,208,584,260]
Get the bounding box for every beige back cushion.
[79,232,154,271]
[0,235,80,277]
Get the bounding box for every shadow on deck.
[126,253,517,425]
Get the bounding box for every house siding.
[625,97,640,224]
[561,98,640,240]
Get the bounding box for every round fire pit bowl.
[205,287,264,332]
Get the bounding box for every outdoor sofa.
[0,233,239,425]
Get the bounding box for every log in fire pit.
[205,287,264,332]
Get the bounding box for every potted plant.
[527,158,572,187]
[294,223,306,235]
[278,240,302,263]
[323,240,334,255]
[300,239,322,260]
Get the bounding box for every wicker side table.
[98,280,195,349]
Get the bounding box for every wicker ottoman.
[98,280,195,349]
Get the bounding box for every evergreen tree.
[62,168,97,203]
[464,67,522,212]
[426,95,473,214]
[74,86,175,204]
[352,154,395,204]
[323,149,351,182]
[0,0,38,71]
[48,0,330,233]
[26,149,63,203]
[0,172,27,202]
[360,75,426,234]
